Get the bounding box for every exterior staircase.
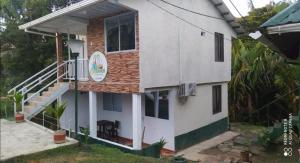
[8,61,77,120]
[24,82,69,119]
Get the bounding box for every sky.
[223,0,282,17]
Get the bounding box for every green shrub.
[0,97,14,119]
[258,128,272,149]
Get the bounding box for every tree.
[0,0,80,95]
[229,1,298,124]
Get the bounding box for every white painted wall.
[96,93,133,139]
[141,89,176,151]
[117,0,236,90]
[60,90,90,131]
[174,83,228,136]
[60,90,176,150]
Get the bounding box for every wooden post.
[56,33,63,82]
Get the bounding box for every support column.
[132,94,142,150]
[56,33,63,81]
[89,91,97,138]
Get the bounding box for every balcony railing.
[64,59,89,81]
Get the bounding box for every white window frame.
[212,85,222,115]
[104,11,137,54]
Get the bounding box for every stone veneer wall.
[70,12,140,93]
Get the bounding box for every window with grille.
[212,85,222,114]
[215,32,224,62]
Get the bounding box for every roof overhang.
[210,0,244,36]
[258,25,300,61]
[19,0,132,35]
[266,22,300,34]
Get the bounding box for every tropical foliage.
[8,91,24,113]
[0,0,81,96]
[229,2,298,125]
[45,102,67,130]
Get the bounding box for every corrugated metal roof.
[261,1,300,28]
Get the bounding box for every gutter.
[267,23,300,34]
[24,29,56,38]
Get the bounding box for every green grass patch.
[3,144,170,163]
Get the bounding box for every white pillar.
[132,94,142,150]
[89,91,97,138]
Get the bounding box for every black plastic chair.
[109,120,120,142]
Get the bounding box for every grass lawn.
[3,144,170,163]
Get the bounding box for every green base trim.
[175,117,229,151]
[74,134,161,158]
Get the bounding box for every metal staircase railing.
[8,59,89,116]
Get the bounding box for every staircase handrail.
[22,60,69,96]
[24,62,68,103]
[7,61,58,94]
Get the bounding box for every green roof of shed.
[261,1,300,28]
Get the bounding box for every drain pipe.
[25,29,56,38]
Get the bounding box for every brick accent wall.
[70,13,140,93]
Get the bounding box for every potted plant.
[9,92,24,123]
[172,155,187,163]
[240,139,251,162]
[46,102,67,144]
[157,138,167,157]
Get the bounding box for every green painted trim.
[75,134,160,158]
[175,117,229,151]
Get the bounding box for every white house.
[9,0,243,152]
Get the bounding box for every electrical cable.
[147,0,232,41]
[159,0,225,21]
[228,0,244,18]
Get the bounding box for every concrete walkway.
[176,131,240,161]
[0,119,77,161]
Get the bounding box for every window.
[103,93,122,112]
[105,12,135,52]
[145,91,169,120]
[145,92,156,117]
[215,32,224,62]
[212,85,222,114]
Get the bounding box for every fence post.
[21,89,25,113]
[43,111,46,127]
[13,89,16,116]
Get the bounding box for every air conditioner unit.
[178,83,197,97]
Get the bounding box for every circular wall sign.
[89,51,108,82]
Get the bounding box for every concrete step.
[48,86,59,92]
[42,91,53,97]
[54,82,63,87]
[35,95,48,101]
[25,82,69,120]
[24,105,34,113]
[28,100,40,107]
[27,102,37,108]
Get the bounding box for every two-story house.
[10,0,243,152]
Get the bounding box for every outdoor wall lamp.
[67,40,83,140]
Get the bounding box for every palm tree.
[229,39,298,124]
[248,0,255,10]
[9,92,23,113]
[46,102,67,130]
